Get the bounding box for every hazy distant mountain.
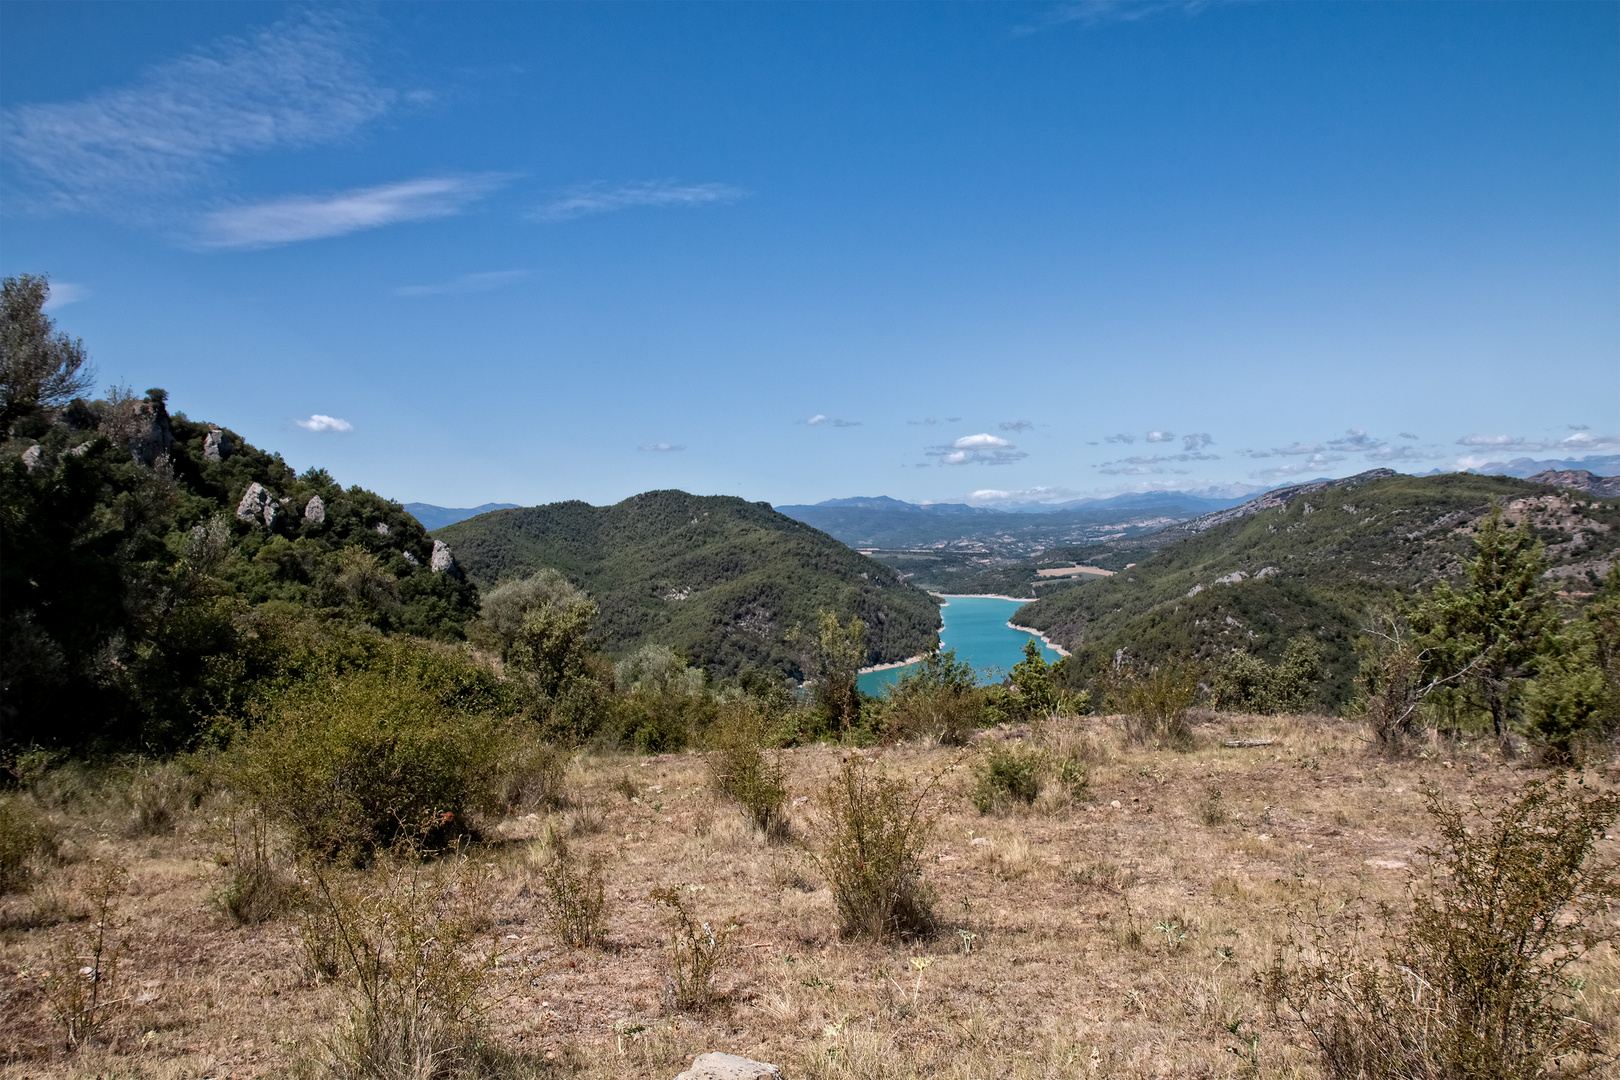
[773,490,1254,556]
[404,502,520,530]
[1467,454,1620,479]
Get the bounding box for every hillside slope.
[1013,471,1620,709]
[434,491,941,678]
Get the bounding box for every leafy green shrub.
[488,729,570,814]
[0,793,57,893]
[1355,616,1431,752]
[1212,637,1321,715]
[812,612,866,737]
[650,885,739,1013]
[707,703,788,837]
[1108,662,1199,747]
[814,758,939,941]
[230,641,509,862]
[1266,775,1620,1079]
[533,828,608,949]
[1009,639,1060,718]
[882,648,984,745]
[970,745,1041,814]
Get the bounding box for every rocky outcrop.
[20,444,41,471]
[236,483,278,528]
[403,550,420,567]
[126,400,173,467]
[1157,469,1400,538]
[203,427,231,462]
[304,495,326,525]
[672,1053,782,1080]
[430,539,459,575]
[374,522,390,535]
[1528,469,1620,499]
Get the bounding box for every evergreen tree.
[1411,506,1554,744]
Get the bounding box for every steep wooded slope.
[434,491,941,678]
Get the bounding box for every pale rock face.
[672,1053,783,1080]
[304,495,326,524]
[403,550,420,567]
[430,539,457,574]
[127,401,173,466]
[21,444,41,471]
[203,427,230,462]
[236,482,278,528]
[374,521,390,535]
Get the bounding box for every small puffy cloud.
[1327,428,1381,451]
[1105,433,1135,444]
[638,442,684,452]
[953,433,1012,450]
[806,414,860,427]
[394,270,527,297]
[532,180,746,223]
[200,175,507,249]
[1182,432,1213,451]
[295,414,353,433]
[1145,430,1175,443]
[1399,432,1420,441]
[999,420,1034,433]
[41,282,89,310]
[928,433,1027,466]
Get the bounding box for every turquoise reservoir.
[857,595,1062,696]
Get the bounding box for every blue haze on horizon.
[2,1,1615,509]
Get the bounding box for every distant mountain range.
[404,502,520,530]
[1463,454,1620,479]
[772,490,1256,556]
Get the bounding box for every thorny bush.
[814,757,941,941]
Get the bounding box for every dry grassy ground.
[4,714,1619,1080]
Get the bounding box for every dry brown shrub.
[650,885,739,1013]
[813,758,941,942]
[40,860,126,1050]
[1266,774,1620,1080]
[707,702,789,838]
[532,827,608,949]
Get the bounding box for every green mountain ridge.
[433,491,941,679]
[1011,471,1620,710]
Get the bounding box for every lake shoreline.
[932,592,1038,603]
[1006,622,1071,657]
[858,654,925,675]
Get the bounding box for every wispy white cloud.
[999,420,1034,433]
[199,175,507,249]
[1096,450,1220,475]
[532,180,747,223]
[41,282,89,310]
[1456,431,1620,455]
[1145,430,1175,443]
[638,442,685,452]
[1105,433,1135,444]
[295,414,353,433]
[1248,453,1343,482]
[2,10,392,216]
[968,485,1081,505]
[1014,0,1219,35]
[1181,432,1213,451]
[806,414,861,427]
[394,270,528,297]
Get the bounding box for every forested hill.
[433,491,941,678]
[2,386,478,748]
[1013,471,1620,710]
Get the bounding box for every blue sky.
[2,1,1615,508]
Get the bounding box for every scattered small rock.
[1364,858,1407,870]
[236,482,277,528]
[673,1052,783,1080]
[1224,739,1274,748]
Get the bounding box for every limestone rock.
[126,400,173,467]
[203,427,230,462]
[1528,469,1620,499]
[374,521,390,535]
[403,550,420,567]
[672,1052,783,1080]
[430,539,459,575]
[20,444,41,471]
[236,482,278,528]
[304,495,326,524]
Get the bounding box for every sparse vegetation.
[1267,775,1620,1079]
[814,757,940,941]
[649,885,739,1013]
[706,702,789,837]
[0,792,56,893]
[533,827,609,949]
[1109,660,1199,747]
[970,745,1041,813]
